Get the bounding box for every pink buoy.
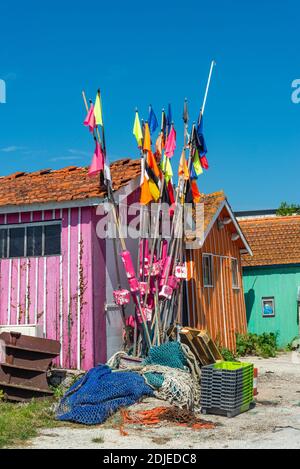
[113,289,130,306]
[128,277,139,293]
[120,250,136,279]
[139,281,149,296]
[159,284,173,300]
[175,263,187,279]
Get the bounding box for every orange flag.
[147,150,160,179]
[191,180,201,203]
[143,122,151,152]
[178,151,189,180]
[140,177,153,205]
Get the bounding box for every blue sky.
[0,0,299,210]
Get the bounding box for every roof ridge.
[240,215,300,223]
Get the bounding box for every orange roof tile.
[0,158,141,207]
[239,216,300,267]
[200,190,226,231]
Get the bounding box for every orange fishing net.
[120,406,215,430]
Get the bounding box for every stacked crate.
[201,361,254,417]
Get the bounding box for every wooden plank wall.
[186,219,247,351]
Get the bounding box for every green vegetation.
[0,399,59,448]
[236,332,278,358]
[276,202,300,216]
[220,332,279,360]
[92,435,105,444]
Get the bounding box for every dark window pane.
[9,227,25,258]
[27,226,43,257]
[44,224,61,255]
[203,255,213,286]
[0,229,8,258]
[232,259,239,288]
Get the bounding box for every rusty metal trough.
[0,331,60,402]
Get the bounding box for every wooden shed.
[239,215,300,347]
[185,191,253,351]
[0,158,141,370]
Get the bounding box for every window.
[203,254,214,287]
[262,297,275,317]
[0,222,61,259]
[231,258,239,289]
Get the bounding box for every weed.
[92,436,105,444]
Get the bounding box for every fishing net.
[108,341,201,410]
[56,364,153,425]
[121,406,215,430]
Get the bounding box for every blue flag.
[190,163,198,180]
[197,115,208,157]
[166,103,172,129]
[148,105,158,134]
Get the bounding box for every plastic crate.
[200,361,254,417]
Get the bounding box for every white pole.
[199,60,216,124]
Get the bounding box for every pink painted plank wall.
[0,205,105,370]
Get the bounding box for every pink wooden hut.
[0,159,141,370]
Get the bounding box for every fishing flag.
[164,126,176,158]
[166,104,172,130]
[148,105,158,134]
[197,116,208,156]
[88,140,104,177]
[140,177,153,205]
[84,103,96,133]
[167,180,175,204]
[148,179,160,202]
[161,155,173,183]
[178,151,189,180]
[200,155,209,169]
[191,180,201,203]
[133,111,143,147]
[94,92,103,126]
[143,122,151,152]
[147,150,160,179]
[193,149,203,175]
[155,132,164,157]
[190,163,198,180]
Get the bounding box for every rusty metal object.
[0,331,60,402]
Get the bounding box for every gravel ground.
[27,352,300,449]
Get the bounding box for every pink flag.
[88,141,104,176]
[83,103,96,133]
[164,126,176,158]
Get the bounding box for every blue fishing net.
[143,342,188,389]
[56,364,154,425]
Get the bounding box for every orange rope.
[120,407,215,430]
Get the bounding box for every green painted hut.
[238,215,300,347]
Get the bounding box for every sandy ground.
[27,352,300,449]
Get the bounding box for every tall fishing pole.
[159,61,216,334]
[82,91,151,349]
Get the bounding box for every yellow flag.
[148,179,160,202]
[94,93,103,126]
[193,149,203,176]
[133,111,143,147]
[161,155,173,184]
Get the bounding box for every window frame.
[202,254,214,288]
[261,297,275,318]
[0,220,62,259]
[231,257,240,290]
